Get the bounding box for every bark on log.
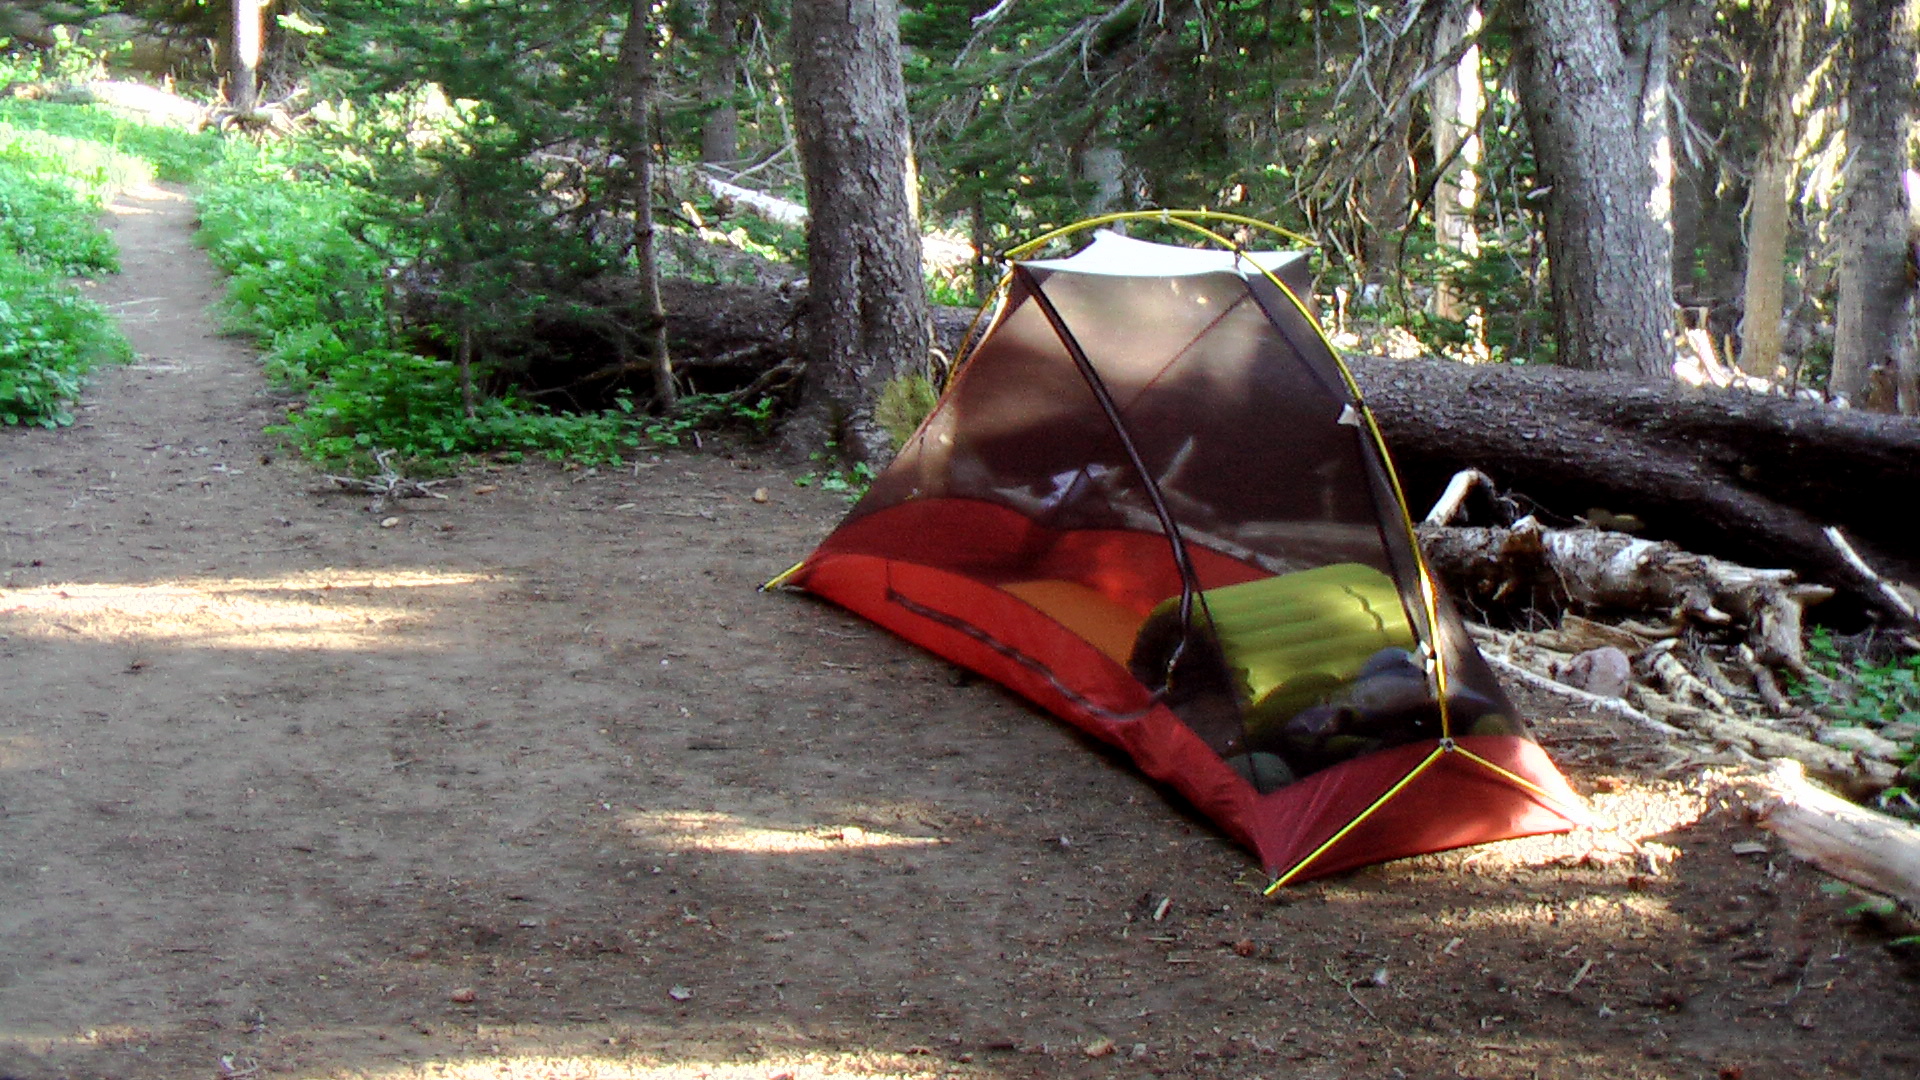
[1418,517,1829,672]
[1348,356,1920,625]
[650,279,972,387]
[1741,760,1920,911]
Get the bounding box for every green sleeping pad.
[1130,563,1419,740]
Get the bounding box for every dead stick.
[1824,526,1919,624]
[1637,696,1898,787]
[1422,468,1493,527]
[1481,653,1687,738]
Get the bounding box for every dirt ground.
[3,183,1918,1080]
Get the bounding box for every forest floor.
[2,183,1918,1080]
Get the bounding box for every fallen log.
[1350,355,1920,629]
[683,171,976,273]
[1740,760,1920,912]
[1419,515,1831,675]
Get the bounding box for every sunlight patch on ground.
[0,570,498,650]
[1396,888,1680,940]
[348,1049,969,1080]
[0,734,45,771]
[621,810,947,855]
[104,182,181,213]
[1431,777,1711,876]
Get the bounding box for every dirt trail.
[2,183,1918,1080]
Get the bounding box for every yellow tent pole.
[1234,262,1457,736]
[1264,745,1448,893]
[1002,209,1315,260]
[762,561,807,591]
[1448,743,1609,831]
[942,271,1016,390]
[1263,739,1605,893]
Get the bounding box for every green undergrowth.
[0,257,131,426]
[0,100,221,186]
[0,104,195,425]
[195,143,773,473]
[1796,628,1920,814]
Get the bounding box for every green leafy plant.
[1794,628,1920,816]
[1798,629,1920,730]
[875,371,939,449]
[0,160,119,275]
[0,100,222,184]
[1819,881,1920,946]
[196,140,782,473]
[0,100,169,427]
[0,253,133,426]
[793,451,875,500]
[0,115,156,204]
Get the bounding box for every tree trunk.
[228,0,264,116]
[785,0,930,463]
[1080,144,1126,215]
[1516,0,1675,378]
[1360,101,1413,292]
[1831,0,1920,409]
[698,0,741,165]
[617,0,675,408]
[1430,0,1483,323]
[1738,0,1807,380]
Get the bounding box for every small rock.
[448,987,476,1004]
[668,985,693,1002]
[1083,1036,1115,1058]
[751,487,771,503]
[379,516,400,529]
[1817,726,1902,760]
[1559,647,1633,699]
[1231,939,1257,957]
[473,484,498,495]
[404,943,430,960]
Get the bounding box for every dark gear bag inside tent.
[772,215,1590,888]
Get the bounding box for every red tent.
[773,214,1588,888]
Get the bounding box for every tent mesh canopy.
[781,223,1585,886]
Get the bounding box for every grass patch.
[0,103,188,426]
[0,100,221,185]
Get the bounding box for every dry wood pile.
[1420,470,1918,799]
[1421,469,1920,910]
